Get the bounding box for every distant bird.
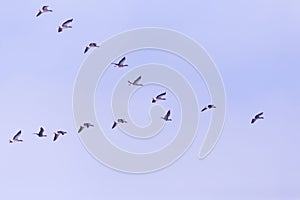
[201,104,216,112]
[9,130,23,143]
[78,122,94,133]
[33,127,47,137]
[128,76,143,86]
[152,92,166,103]
[112,119,127,129]
[53,130,67,142]
[36,6,53,17]
[58,18,73,32]
[161,110,172,121]
[251,112,264,124]
[84,42,99,54]
[112,57,128,68]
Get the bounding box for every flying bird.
[112,57,128,68]
[78,122,94,133]
[33,127,47,137]
[128,76,143,86]
[53,130,67,142]
[58,18,73,32]
[112,119,127,129]
[161,110,172,121]
[152,92,166,103]
[201,104,216,112]
[251,112,264,124]
[84,42,99,54]
[36,6,53,17]
[9,130,23,143]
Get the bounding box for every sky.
[1,0,300,199]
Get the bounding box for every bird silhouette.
[251,112,264,124]
[161,110,172,121]
[112,57,128,68]
[33,127,47,137]
[36,6,53,17]
[58,18,73,32]
[9,130,23,143]
[152,92,166,103]
[112,119,127,129]
[84,42,99,54]
[53,130,67,142]
[78,123,94,133]
[201,104,216,112]
[128,76,143,86]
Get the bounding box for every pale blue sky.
[0,0,299,199]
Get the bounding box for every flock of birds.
[8,5,265,144]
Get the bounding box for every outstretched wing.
[201,107,207,112]
[118,57,126,65]
[78,126,84,133]
[165,110,171,118]
[84,46,89,54]
[53,133,59,141]
[13,130,22,140]
[62,18,73,26]
[133,76,141,84]
[157,92,166,98]
[36,11,42,17]
[112,121,117,129]
[39,127,44,135]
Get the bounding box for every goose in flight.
[201,104,216,112]
[9,130,23,143]
[53,130,67,142]
[112,119,127,129]
[36,6,53,17]
[251,112,264,124]
[84,42,99,54]
[112,57,128,68]
[33,127,47,137]
[78,122,94,133]
[128,76,143,86]
[152,92,166,103]
[161,110,172,121]
[58,18,73,32]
